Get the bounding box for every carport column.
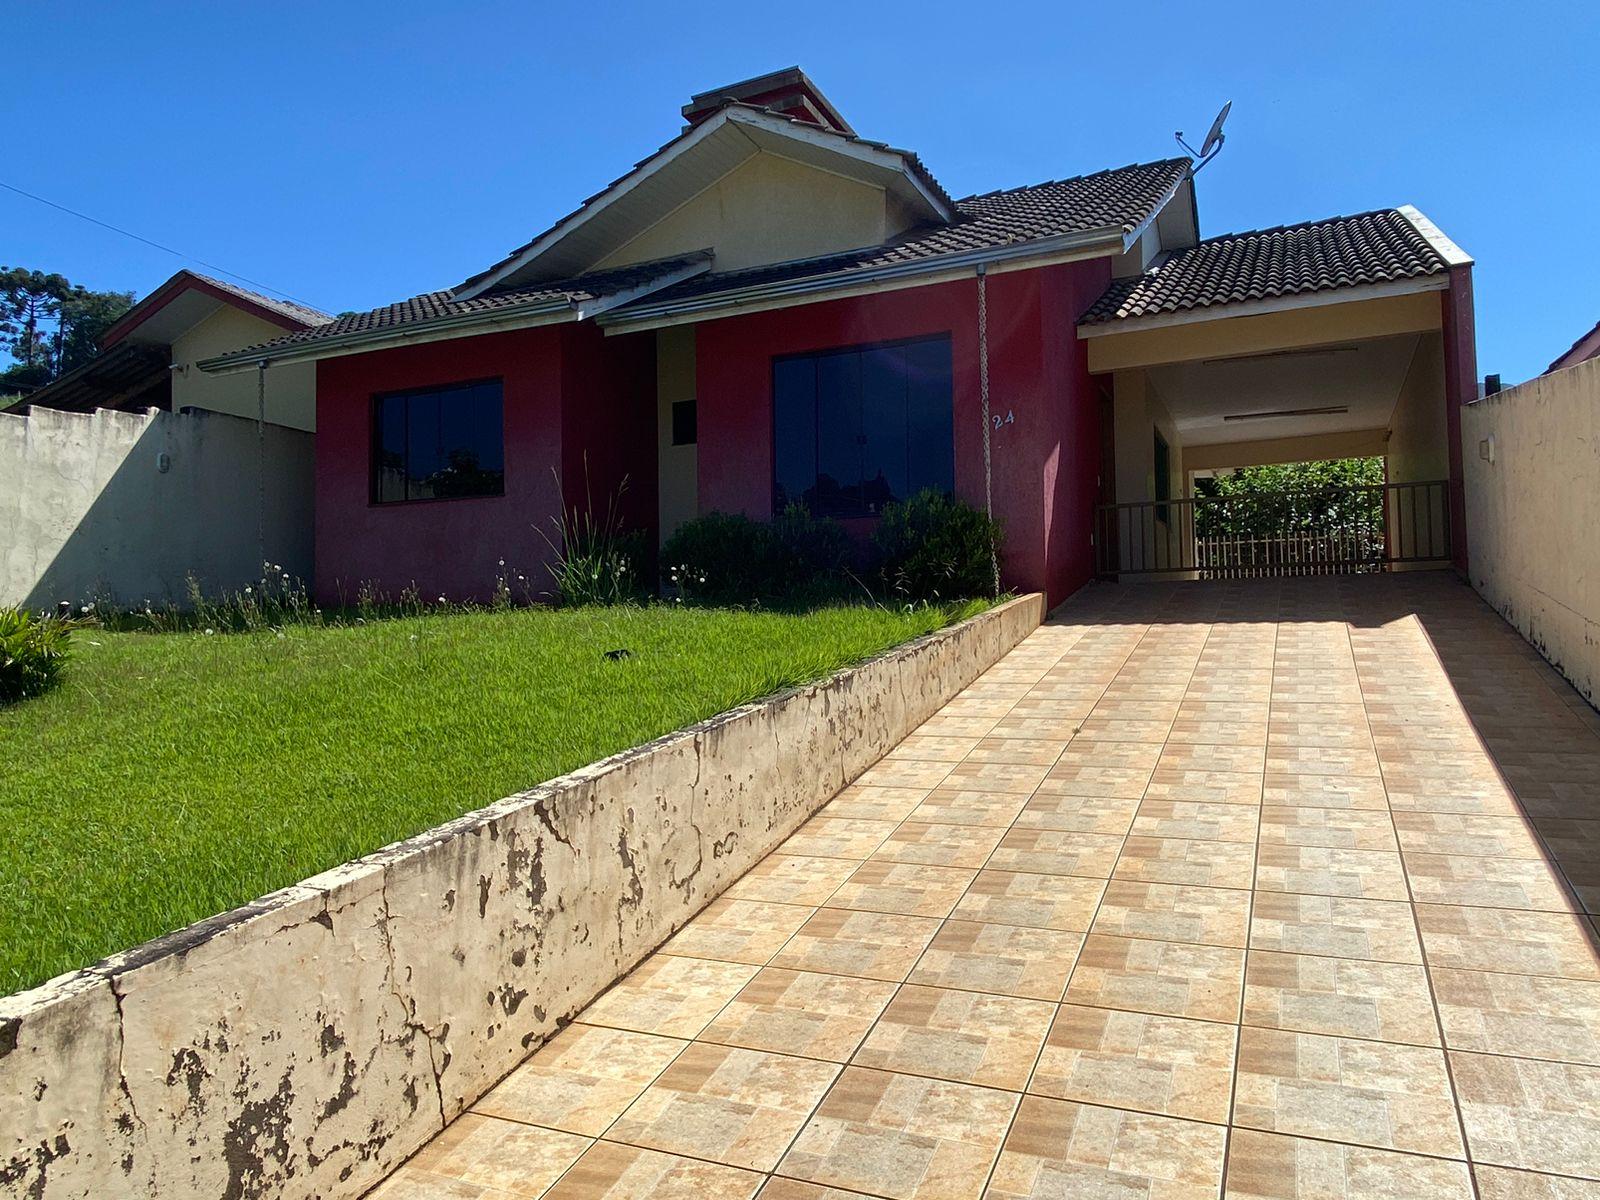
[1440,265,1477,574]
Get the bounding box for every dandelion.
[80,603,95,614]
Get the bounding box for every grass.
[0,600,988,996]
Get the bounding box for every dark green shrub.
[663,505,852,606]
[1,608,79,705]
[874,490,1002,602]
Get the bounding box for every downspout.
[976,265,1000,596]
[256,360,268,581]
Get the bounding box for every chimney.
[681,67,854,135]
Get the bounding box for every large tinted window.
[372,380,505,503]
[773,336,953,518]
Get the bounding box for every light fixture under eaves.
[1222,405,1349,423]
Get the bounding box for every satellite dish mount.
[1176,101,1232,173]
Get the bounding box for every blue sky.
[5,1,1596,382]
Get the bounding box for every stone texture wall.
[0,593,1044,1200]
[1461,358,1600,707]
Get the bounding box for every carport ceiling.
[1147,332,1422,446]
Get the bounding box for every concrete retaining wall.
[0,592,1044,1200]
[1461,358,1600,707]
[0,405,313,609]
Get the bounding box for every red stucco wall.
[1441,265,1478,573]
[694,259,1109,604]
[313,323,655,604]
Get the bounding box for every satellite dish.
[1175,101,1233,173]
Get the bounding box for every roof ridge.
[956,158,1191,204]
[1192,207,1411,247]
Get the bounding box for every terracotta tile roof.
[1080,208,1449,326]
[610,158,1193,310]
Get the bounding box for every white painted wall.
[0,406,313,609]
[1462,358,1600,707]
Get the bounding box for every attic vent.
[681,66,854,135]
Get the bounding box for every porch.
[371,572,1600,1199]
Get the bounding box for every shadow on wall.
[0,406,314,609]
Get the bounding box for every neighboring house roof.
[1080,207,1459,327]
[2,342,171,416]
[1546,318,1600,374]
[601,159,1193,327]
[100,269,330,350]
[199,254,713,368]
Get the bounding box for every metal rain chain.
[976,265,1001,597]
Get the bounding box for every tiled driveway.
[372,573,1600,1200]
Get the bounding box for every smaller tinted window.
[373,380,504,503]
[671,399,697,446]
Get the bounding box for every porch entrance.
[1094,478,1452,578]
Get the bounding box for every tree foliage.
[1193,457,1386,540]
[0,266,135,393]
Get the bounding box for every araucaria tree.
[0,267,135,393]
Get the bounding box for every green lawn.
[1,601,983,994]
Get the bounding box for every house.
[1547,317,1600,375]
[197,67,1477,605]
[1,272,328,607]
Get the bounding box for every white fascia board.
[1075,275,1450,340]
[1396,205,1474,267]
[598,229,1124,334]
[456,107,950,302]
[1118,166,1192,253]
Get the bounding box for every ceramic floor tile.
[366,1168,525,1200]
[770,909,942,983]
[699,968,898,1063]
[472,1023,687,1135]
[581,956,761,1039]
[1143,768,1265,806]
[1011,793,1137,835]
[852,984,1054,1090]
[1403,853,1580,911]
[1168,718,1269,748]
[826,861,977,919]
[1090,880,1251,948]
[1232,1026,1463,1158]
[1030,1003,1237,1123]
[780,817,900,861]
[1132,799,1261,844]
[1255,844,1410,901]
[1035,763,1154,799]
[871,821,1005,869]
[662,898,815,966]
[943,760,1052,794]
[985,1095,1226,1200]
[1261,774,1389,811]
[986,828,1124,878]
[824,786,931,822]
[1248,892,1423,964]
[1451,1051,1600,1178]
[947,870,1105,932]
[1242,950,1439,1046]
[1221,1129,1474,1199]
[607,1043,839,1171]
[390,1113,591,1199]
[1157,741,1268,775]
[725,854,859,906]
[757,1179,893,1200]
[1474,1166,1600,1199]
[964,736,1069,766]
[1431,966,1600,1065]
[908,919,1084,1001]
[1063,933,1244,1022]
[1258,806,1398,851]
[887,735,981,764]
[542,1141,762,1200]
[1074,716,1174,743]
[1114,835,1257,889]
[906,788,1030,828]
[853,760,957,792]
[777,1066,1017,1200]
[1392,813,1547,859]
[1414,904,1600,979]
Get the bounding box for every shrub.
[663,505,852,607]
[874,490,1002,603]
[540,479,646,607]
[0,608,80,705]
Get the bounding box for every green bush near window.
[662,505,852,607]
[874,489,1003,604]
[0,607,80,706]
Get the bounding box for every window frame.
[769,333,955,520]
[370,376,507,506]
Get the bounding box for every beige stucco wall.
[1386,332,1448,483]
[656,326,697,547]
[1183,429,1388,474]
[1085,289,1444,373]
[0,406,313,608]
[171,306,318,431]
[1462,358,1600,706]
[596,151,892,274]
[1108,371,1187,575]
[0,593,1045,1200]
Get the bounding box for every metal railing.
[1094,480,1452,578]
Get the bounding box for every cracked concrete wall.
[0,592,1044,1200]
[1462,360,1600,708]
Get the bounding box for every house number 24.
[992,410,1015,430]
